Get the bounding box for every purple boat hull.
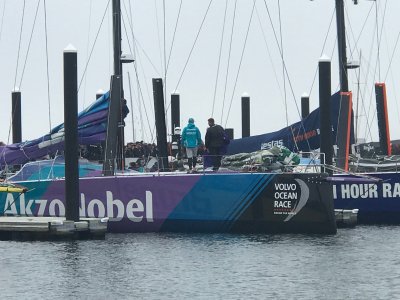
[1,172,336,234]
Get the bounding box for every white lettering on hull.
[2,191,154,223]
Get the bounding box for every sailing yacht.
[0,0,337,234]
[229,0,400,224]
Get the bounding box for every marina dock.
[335,209,358,228]
[0,216,108,240]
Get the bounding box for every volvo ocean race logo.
[273,178,309,222]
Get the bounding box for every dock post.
[225,128,234,140]
[241,93,250,138]
[11,89,22,144]
[171,92,181,159]
[375,83,391,155]
[64,44,80,222]
[152,78,169,171]
[96,89,105,100]
[319,55,333,175]
[301,93,309,119]
[171,92,180,136]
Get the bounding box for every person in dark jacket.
[205,118,225,171]
[181,118,202,171]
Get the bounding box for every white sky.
[0,0,399,145]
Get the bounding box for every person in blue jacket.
[181,118,202,171]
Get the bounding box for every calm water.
[1,226,400,299]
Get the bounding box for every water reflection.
[2,227,400,299]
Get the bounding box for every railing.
[294,151,324,173]
[346,154,400,173]
[0,152,332,182]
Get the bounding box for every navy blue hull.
[334,172,400,224]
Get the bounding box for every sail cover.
[227,92,355,155]
[0,92,111,169]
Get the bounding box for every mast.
[335,0,349,93]
[112,0,122,77]
[113,0,125,170]
[103,0,124,175]
[334,0,357,171]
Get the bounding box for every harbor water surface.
[1,226,399,299]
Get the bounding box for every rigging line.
[362,79,378,142]
[166,0,182,73]
[363,25,380,139]
[133,54,150,141]
[355,50,361,142]
[82,0,93,109]
[120,13,139,140]
[122,1,160,77]
[255,6,284,103]
[224,0,255,128]
[308,8,335,97]
[121,14,134,63]
[124,1,155,133]
[77,0,111,93]
[126,0,141,142]
[163,0,167,82]
[162,1,183,132]
[367,0,388,139]
[357,28,376,117]
[126,0,136,59]
[262,0,311,151]
[0,1,6,45]
[107,3,111,77]
[340,4,374,142]
[346,1,374,61]
[360,46,377,142]
[344,6,356,64]
[333,4,361,145]
[211,0,228,117]
[345,5,373,143]
[19,0,41,90]
[122,17,153,142]
[127,72,135,142]
[383,29,400,82]
[364,87,375,141]
[342,3,373,140]
[147,0,182,138]
[343,4,358,64]
[343,12,374,145]
[374,0,381,82]
[154,0,164,81]
[387,64,400,129]
[13,0,26,90]
[43,0,52,131]
[173,0,214,94]
[378,0,390,81]
[220,0,237,123]
[256,13,297,155]
[261,0,300,114]
[262,0,287,80]
[277,0,288,127]
[376,1,393,120]
[162,0,169,138]
[121,9,154,142]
